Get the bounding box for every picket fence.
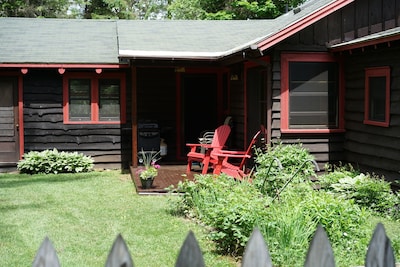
[32,223,396,267]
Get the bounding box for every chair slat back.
[210,125,231,148]
[238,130,261,169]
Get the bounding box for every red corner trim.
[18,75,24,159]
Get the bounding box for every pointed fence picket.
[32,223,396,267]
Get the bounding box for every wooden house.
[0,0,399,180]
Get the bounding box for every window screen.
[99,79,120,121]
[368,76,386,122]
[69,79,91,121]
[289,62,338,129]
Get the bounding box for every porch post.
[131,66,138,167]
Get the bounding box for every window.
[281,53,344,133]
[364,67,390,127]
[63,73,125,124]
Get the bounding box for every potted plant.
[136,150,161,189]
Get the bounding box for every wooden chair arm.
[217,150,248,156]
[214,153,251,159]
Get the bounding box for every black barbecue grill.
[138,122,160,152]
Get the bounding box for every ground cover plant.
[17,148,94,174]
[0,171,236,266]
[170,142,400,267]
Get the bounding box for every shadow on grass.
[0,201,52,212]
[0,172,100,189]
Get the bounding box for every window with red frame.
[364,67,390,127]
[63,73,125,124]
[281,53,344,133]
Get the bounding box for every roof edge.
[119,50,225,60]
[257,0,354,51]
[0,63,129,69]
[328,27,400,52]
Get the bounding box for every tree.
[72,0,168,19]
[168,0,306,20]
[0,0,70,17]
[0,0,305,20]
[167,0,205,19]
[133,0,169,19]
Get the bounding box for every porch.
[130,164,201,195]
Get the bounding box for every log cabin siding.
[342,45,400,175]
[269,48,345,168]
[265,0,399,170]
[23,69,132,169]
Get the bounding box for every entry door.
[246,66,268,143]
[0,78,20,162]
[182,73,218,151]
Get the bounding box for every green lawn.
[0,171,236,266]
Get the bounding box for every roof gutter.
[118,37,266,61]
[256,0,354,51]
[119,50,225,60]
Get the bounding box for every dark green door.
[0,77,19,163]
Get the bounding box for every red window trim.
[63,72,126,124]
[363,66,390,127]
[280,52,345,134]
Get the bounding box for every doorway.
[246,66,269,143]
[0,77,20,163]
[181,73,218,156]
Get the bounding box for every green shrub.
[17,148,94,174]
[254,141,316,197]
[170,145,399,266]
[258,184,372,267]
[319,164,400,220]
[171,174,269,255]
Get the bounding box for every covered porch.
[130,164,200,195]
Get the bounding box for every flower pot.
[140,177,154,189]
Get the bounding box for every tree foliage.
[0,0,70,17]
[0,0,305,19]
[169,0,307,20]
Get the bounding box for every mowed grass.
[0,171,236,266]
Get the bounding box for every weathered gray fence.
[32,223,397,267]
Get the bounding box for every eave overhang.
[119,42,263,62]
[256,0,354,52]
[0,63,129,75]
[328,27,400,52]
[119,50,226,61]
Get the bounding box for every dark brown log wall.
[23,69,132,169]
[342,45,400,177]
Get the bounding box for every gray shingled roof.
[0,0,348,64]
[117,20,273,59]
[0,18,118,64]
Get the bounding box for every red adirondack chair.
[186,125,231,174]
[213,130,262,180]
